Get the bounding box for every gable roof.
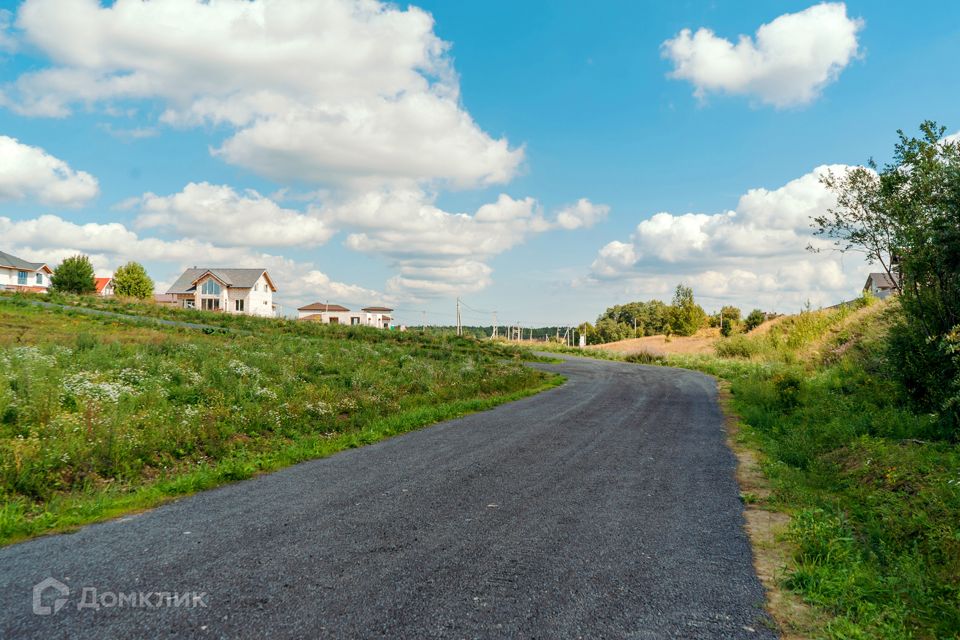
[0,250,49,273]
[864,272,897,290]
[166,268,276,294]
[361,306,393,312]
[298,302,350,312]
[94,277,112,294]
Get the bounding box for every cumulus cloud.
[7,0,522,188]
[555,198,610,230]
[311,190,607,297]
[0,135,98,206]
[662,3,863,107]
[134,182,334,247]
[586,165,872,311]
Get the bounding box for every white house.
[0,250,52,292]
[298,303,394,328]
[863,272,898,299]
[166,268,277,317]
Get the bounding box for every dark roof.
[0,250,47,272]
[864,272,897,289]
[298,302,351,312]
[166,268,275,294]
[361,306,393,312]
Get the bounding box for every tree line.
[580,284,769,344]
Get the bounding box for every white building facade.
[0,251,52,292]
[166,268,277,317]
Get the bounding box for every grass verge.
[668,300,960,639]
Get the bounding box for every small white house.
[863,272,898,299]
[298,303,394,328]
[0,250,52,292]
[166,268,277,317]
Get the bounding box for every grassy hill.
[672,300,958,639]
[0,294,560,545]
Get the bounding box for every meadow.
[0,294,559,545]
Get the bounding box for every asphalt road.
[0,355,777,639]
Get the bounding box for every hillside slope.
[671,299,960,640]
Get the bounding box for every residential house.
[95,277,114,297]
[0,250,52,293]
[298,303,394,328]
[863,272,898,299]
[166,268,277,317]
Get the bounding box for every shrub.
[50,255,96,295]
[624,351,665,365]
[744,309,766,331]
[112,262,154,299]
[714,335,762,359]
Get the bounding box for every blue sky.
[0,0,957,326]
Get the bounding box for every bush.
[50,255,96,295]
[624,351,665,365]
[744,309,766,331]
[112,262,154,299]
[714,335,763,359]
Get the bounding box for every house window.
[351,317,360,325]
[184,300,195,309]
[235,300,244,312]
[17,271,27,285]
[202,298,220,311]
[200,279,222,295]
[36,273,43,285]
[329,317,339,325]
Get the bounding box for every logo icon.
[33,577,69,616]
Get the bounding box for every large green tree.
[50,255,96,295]
[815,121,960,434]
[669,284,707,337]
[112,261,154,299]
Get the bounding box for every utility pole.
[456,298,462,336]
[421,310,426,332]
[491,311,498,339]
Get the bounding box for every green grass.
[666,301,960,639]
[0,297,560,545]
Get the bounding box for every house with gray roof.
[0,250,53,293]
[166,268,277,317]
[863,272,899,299]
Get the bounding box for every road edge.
[717,381,819,640]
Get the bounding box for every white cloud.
[662,2,863,107]
[134,182,334,247]
[554,198,610,230]
[586,165,873,311]
[0,135,98,206]
[8,0,523,188]
[311,189,606,297]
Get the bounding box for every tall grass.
[713,297,873,361]
[672,300,960,639]
[0,300,557,544]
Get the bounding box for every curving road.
[0,355,776,639]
